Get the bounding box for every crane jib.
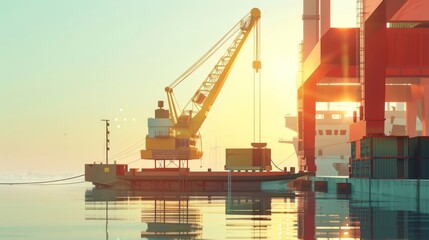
[141,8,261,161]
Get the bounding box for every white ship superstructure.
[283,103,414,176]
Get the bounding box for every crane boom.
[141,8,260,161]
[185,8,260,135]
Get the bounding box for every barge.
[85,9,309,192]
[85,163,307,191]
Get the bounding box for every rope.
[109,137,145,159]
[271,159,284,171]
[126,158,142,165]
[34,181,86,186]
[110,151,139,161]
[277,152,297,166]
[0,174,85,185]
[272,141,351,171]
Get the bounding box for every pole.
[101,119,110,164]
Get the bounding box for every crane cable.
[168,17,245,89]
[171,25,240,116]
[257,20,262,143]
[253,17,262,142]
[178,26,240,117]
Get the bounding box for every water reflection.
[85,190,300,239]
[85,190,202,239]
[84,188,429,239]
[141,197,202,239]
[350,194,429,240]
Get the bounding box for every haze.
[0,1,355,175]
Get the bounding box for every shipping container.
[372,158,408,179]
[145,137,175,150]
[359,136,408,158]
[225,148,271,171]
[352,159,367,178]
[354,159,360,178]
[252,148,271,167]
[409,137,429,179]
[148,118,173,127]
[351,158,367,178]
[147,118,173,137]
[408,156,429,179]
[351,141,356,159]
[351,136,409,179]
[372,136,408,157]
[362,159,371,178]
[354,159,361,178]
[409,136,429,158]
[360,137,370,157]
[225,149,253,169]
[351,159,357,178]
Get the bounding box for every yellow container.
[226,149,253,167]
[140,149,153,159]
[145,137,176,150]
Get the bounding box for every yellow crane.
[141,8,260,162]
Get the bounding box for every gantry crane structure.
[298,0,429,174]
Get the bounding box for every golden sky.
[0,0,355,174]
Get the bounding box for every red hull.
[85,164,307,191]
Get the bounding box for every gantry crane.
[141,8,260,162]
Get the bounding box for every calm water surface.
[1,183,429,239]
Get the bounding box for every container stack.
[350,136,409,179]
[408,136,429,179]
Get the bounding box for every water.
[2,183,429,239]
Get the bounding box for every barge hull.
[85,163,307,191]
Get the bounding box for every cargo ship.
[282,104,411,176]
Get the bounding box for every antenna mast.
[101,119,110,164]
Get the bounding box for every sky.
[0,0,356,175]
